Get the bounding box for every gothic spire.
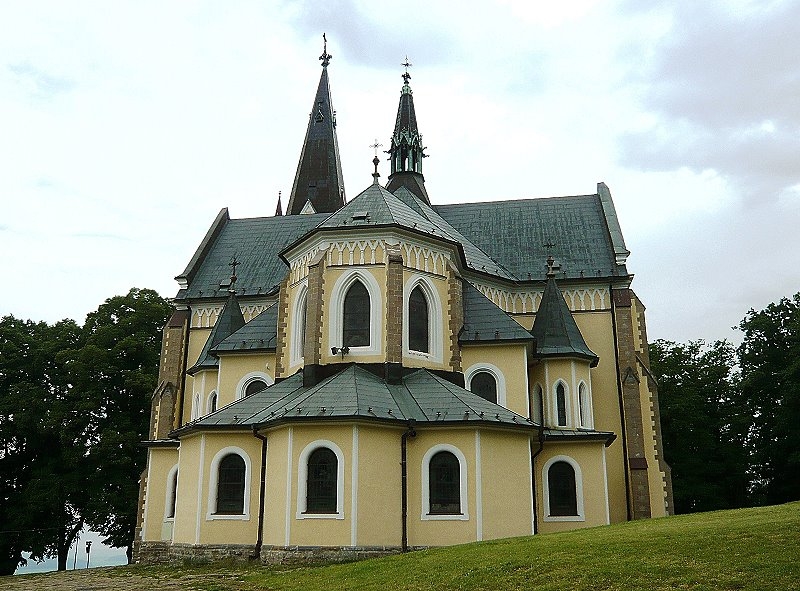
[386,57,430,204]
[285,34,346,216]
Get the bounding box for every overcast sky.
[1,0,798,345]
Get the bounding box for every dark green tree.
[738,293,800,505]
[649,339,751,513]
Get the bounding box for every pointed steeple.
[530,256,599,366]
[386,57,430,204]
[275,191,283,216]
[285,34,346,216]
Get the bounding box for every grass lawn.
[20,502,800,590]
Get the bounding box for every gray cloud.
[618,1,800,200]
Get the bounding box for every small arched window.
[408,286,429,353]
[531,384,544,425]
[548,461,578,516]
[191,393,201,420]
[579,382,591,428]
[471,372,498,404]
[306,448,338,513]
[343,281,370,347]
[207,391,218,414]
[245,379,267,397]
[556,382,568,427]
[429,451,461,515]
[166,467,178,519]
[215,454,246,514]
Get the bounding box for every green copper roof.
[212,303,278,353]
[461,282,533,343]
[187,290,246,374]
[530,275,598,366]
[178,365,535,434]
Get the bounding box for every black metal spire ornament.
[370,139,383,183]
[229,255,239,289]
[319,33,332,67]
[402,55,412,84]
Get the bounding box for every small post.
[85,540,92,569]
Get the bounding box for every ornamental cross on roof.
[402,56,412,84]
[319,33,332,67]
[229,255,239,287]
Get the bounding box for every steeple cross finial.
[543,242,560,278]
[319,33,332,67]
[229,255,239,287]
[369,138,383,157]
[401,55,412,84]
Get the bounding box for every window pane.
[343,281,370,347]
[245,379,267,397]
[471,372,497,404]
[216,454,245,514]
[556,383,567,426]
[306,448,337,513]
[167,470,178,518]
[429,451,461,514]
[532,386,544,425]
[548,461,578,516]
[409,286,429,352]
[579,384,587,427]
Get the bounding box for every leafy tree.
[649,339,751,513]
[738,293,800,505]
[0,288,171,574]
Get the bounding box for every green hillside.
[8,502,800,591]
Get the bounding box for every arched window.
[408,286,429,353]
[343,280,370,347]
[531,384,544,425]
[429,451,461,515]
[548,461,578,516]
[206,391,218,414]
[165,465,178,520]
[556,382,568,427]
[579,382,592,428]
[291,286,308,366]
[245,379,267,397]
[191,393,201,420]
[305,448,337,514]
[471,372,498,404]
[215,454,246,515]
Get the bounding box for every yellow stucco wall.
[217,353,275,408]
[536,441,610,534]
[142,447,179,542]
[461,343,530,417]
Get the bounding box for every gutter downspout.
[530,424,545,534]
[610,284,633,521]
[251,427,268,561]
[401,420,417,553]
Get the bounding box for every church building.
[134,39,673,564]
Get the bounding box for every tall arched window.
[579,382,591,428]
[548,461,578,516]
[343,281,370,347]
[165,466,178,519]
[556,382,568,427]
[408,286,429,353]
[429,451,461,515]
[306,448,338,513]
[531,384,544,425]
[215,454,246,514]
[206,391,218,414]
[471,372,498,404]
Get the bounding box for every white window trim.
[552,380,571,428]
[191,392,201,420]
[289,282,308,367]
[236,371,274,400]
[542,455,585,522]
[206,446,252,521]
[578,380,594,429]
[421,444,469,521]
[464,363,507,408]
[205,390,218,415]
[328,269,383,357]
[402,274,443,362]
[163,464,179,522]
[296,440,345,520]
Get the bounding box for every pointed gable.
[530,274,598,366]
[286,44,346,216]
[187,290,246,375]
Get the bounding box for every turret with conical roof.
[285,35,346,216]
[386,59,429,204]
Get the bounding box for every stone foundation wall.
[136,542,409,566]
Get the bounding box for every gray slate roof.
[542,428,616,446]
[435,193,627,281]
[187,290,246,374]
[212,303,279,353]
[178,365,536,434]
[530,275,598,366]
[460,282,533,344]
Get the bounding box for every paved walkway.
[0,567,248,591]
